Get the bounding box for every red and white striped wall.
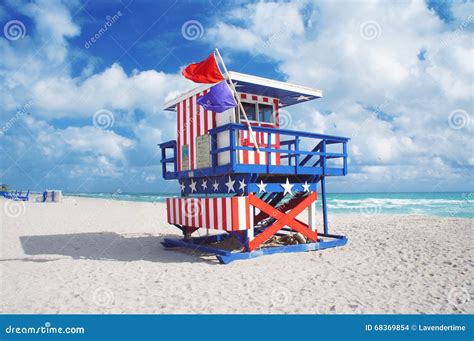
[176,91,281,172]
[166,197,251,231]
[239,128,280,166]
[238,93,281,166]
[177,89,216,172]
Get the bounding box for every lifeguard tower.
[159,57,349,264]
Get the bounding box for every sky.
[0,0,473,194]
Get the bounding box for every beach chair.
[16,190,29,201]
[2,190,29,201]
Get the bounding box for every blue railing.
[159,140,177,179]
[159,123,349,179]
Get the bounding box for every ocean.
[68,192,473,218]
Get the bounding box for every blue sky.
[0,0,473,194]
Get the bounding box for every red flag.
[182,53,224,84]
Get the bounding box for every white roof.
[163,71,323,111]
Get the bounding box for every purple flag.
[197,81,237,113]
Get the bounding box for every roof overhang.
[163,71,322,111]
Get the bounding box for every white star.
[302,181,311,192]
[257,180,267,193]
[201,180,208,190]
[233,82,244,88]
[225,176,235,193]
[212,180,219,191]
[295,95,310,101]
[238,179,247,191]
[281,178,293,196]
[189,179,197,193]
[180,182,185,192]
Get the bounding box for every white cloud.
[61,126,133,160]
[21,114,133,161]
[22,0,80,63]
[206,0,473,191]
[0,0,193,190]
[1,0,472,192]
[28,63,188,119]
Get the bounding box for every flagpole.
[214,48,260,152]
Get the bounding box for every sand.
[1,196,472,314]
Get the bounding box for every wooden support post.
[267,132,272,173]
[321,176,328,235]
[295,136,300,174]
[321,140,326,174]
[343,142,347,175]
[211,132,218,168]
[161,146,166,178]
[229,125,236,169]
[173,144,177,174]
[244,203,255,252]
[308,197,316,232]
[320,140,329,235]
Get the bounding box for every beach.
[1,196,472,314]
